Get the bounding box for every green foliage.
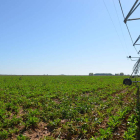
[25,116,39,128]
[0,75,138,139]
[17,134,30,140]
[0,130,9,140]
[123,113,138,139]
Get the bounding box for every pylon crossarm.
[133,35,140,46]
[124,0,140,23]
[127,18,140,21]
[127,56,139,61]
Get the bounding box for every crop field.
[0,75,140,140]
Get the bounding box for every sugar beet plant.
[0,75,139,139]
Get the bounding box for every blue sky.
[0,0,140,75]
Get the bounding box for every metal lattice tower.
[119,0,140,85]
[133,58,140,75]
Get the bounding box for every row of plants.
[0,75,139,139]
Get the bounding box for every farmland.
[0,75,139,140]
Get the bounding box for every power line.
[126,24,139,54]
[112,0,130,55]
[125,23,134,45]
[102,0,127,54]
[102,0,118,34]
[118,0,125,19]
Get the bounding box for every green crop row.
[0,75,139,139]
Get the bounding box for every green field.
[0,75,139,140]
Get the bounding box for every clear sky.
[0,0,140,75]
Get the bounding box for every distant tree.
[120,72,124,76]
[89,73,94,76]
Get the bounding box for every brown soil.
[6,87,137,140]
[53,98,61,104]
[90,87,136,139]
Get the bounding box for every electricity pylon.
[120,0,140,85]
